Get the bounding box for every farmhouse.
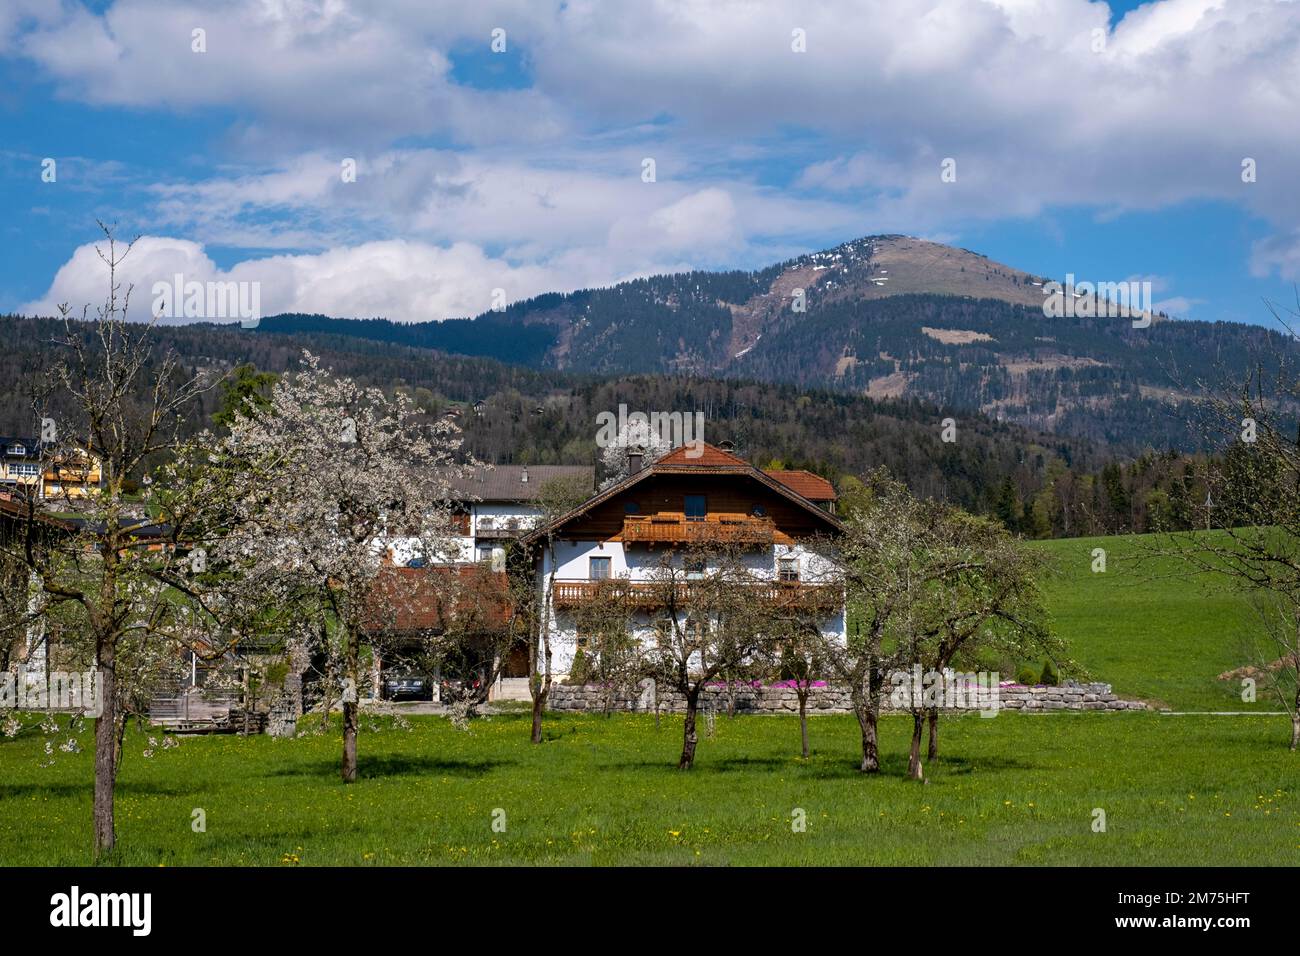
[451,464,594,566]
[387,464,594,569]
[0,496,74,680]
[0,437,103,500]
[527,442,845,678]
[375,464,595,698]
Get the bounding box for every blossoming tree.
[213,352,468,781]
[2,225,227,857]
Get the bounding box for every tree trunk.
[529,635,551,745]
[852,696,879,773]
[341,697,358,781]
[288,639,306,716]
[92,650,117,858]
[530,545,557,744]
[317,690,334,734]
[1291,687,1299,752]
[927,708,939,760]
[908,711,925,780]
[530,689,546,744]
[798,692,810,759]
[341,630,359,783]
[852,664,885,773]
[679,688,700,770]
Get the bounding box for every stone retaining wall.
[547,681,1149,714]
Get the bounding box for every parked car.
[382,674,432,701]
[439,672,488,704]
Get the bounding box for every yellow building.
[0,437,103,500]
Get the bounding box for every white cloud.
[25,236,218,321]
[19,234,678,324]
[133,146,868,272]
[644,188,741,251]
[1152,295,1201,316]
[8,0,1300,308]
[12,0,565,151]
[1250,231,1300,281]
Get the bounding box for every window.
[624,501,639,514]
[750,503,767,517]
[476,544,494,563]
[12,464,38,477]
[685,556,706,580]
[589,556,611,580]
[684,494,707,522]
[778,556,800,582]
[7,444,25,457]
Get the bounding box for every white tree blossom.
[212,351,470,781]
[598,419,671,489]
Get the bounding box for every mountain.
[249,236,1299,452]
[0,312,1103,529]
[0,312,1254,539]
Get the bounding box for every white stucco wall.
[384,501,546,567]
[471,502,542,536]
[543,539,837,585]
[537,539,846,677]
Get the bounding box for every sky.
[2,0,1299,327]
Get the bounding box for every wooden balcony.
[44,466,101,483]
[551,578,841,613]
[474,517,531,540]
[621,514,774,547]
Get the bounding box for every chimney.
[627,447,644,474]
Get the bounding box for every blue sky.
[2,0,1298,328]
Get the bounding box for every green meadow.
[1030,531,1277,712]
[0,711,1294,866]
[0,530,1295,867]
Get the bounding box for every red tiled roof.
[764,469,836,502]
[364,565,512,634]
[653,445,836,500]
[655,443,749,467]
[524,443,844,542]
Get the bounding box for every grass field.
[1031,532,1274,712]
[0,710,1295,866]
[1,529,1295,867]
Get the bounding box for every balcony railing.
[551,578,841,613]
[44,467,101,482]
[474,517,531,539]
[621,514,775,547]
